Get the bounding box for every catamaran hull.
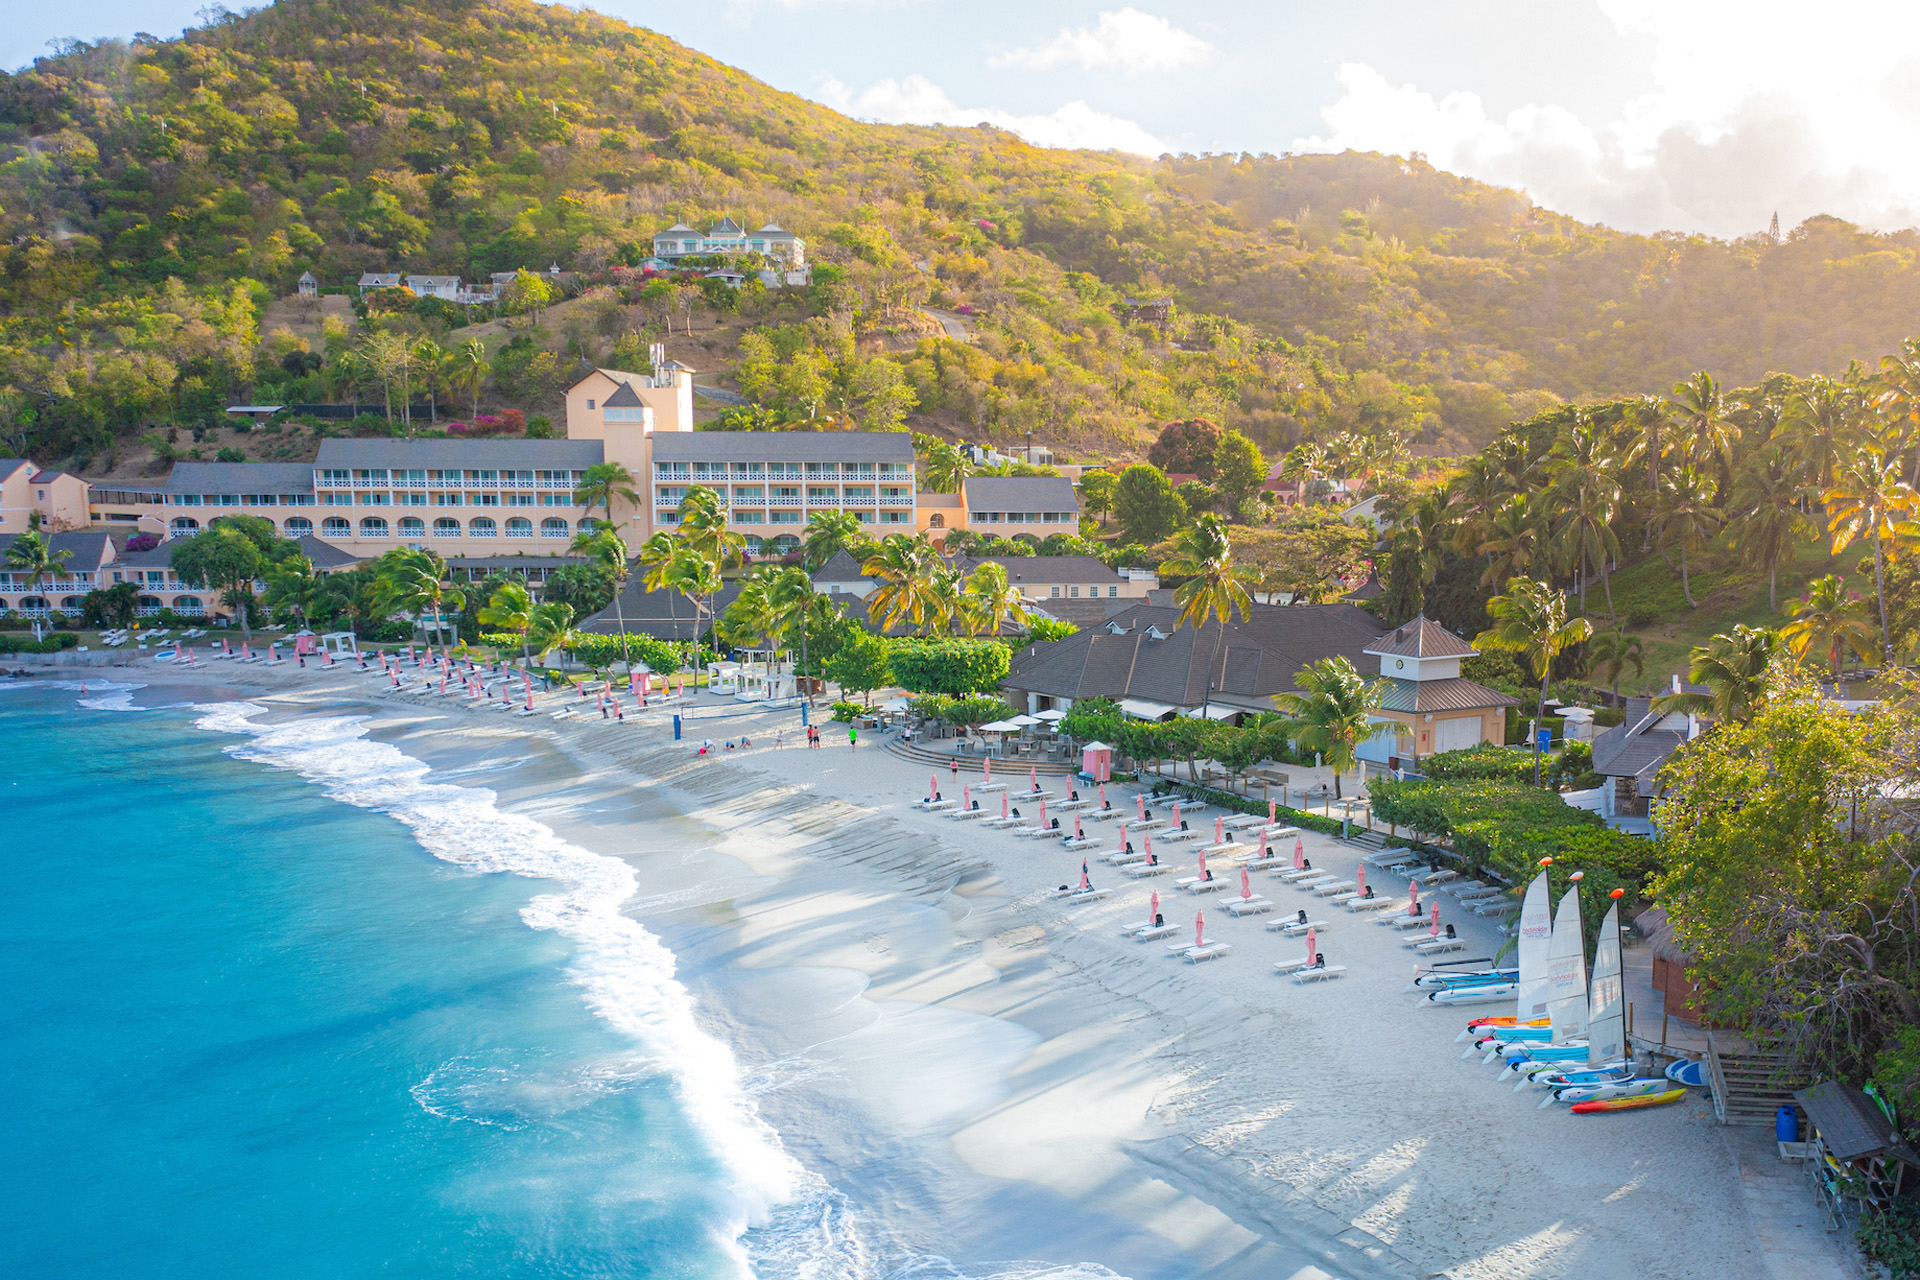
[1429,982,1519,1007]
[1544,1078,1672,1108]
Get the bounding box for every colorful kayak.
[1455,1015,1549,1043]
[1571,1087,1688,1114]
[1410,968,1518,991]
[1524,1063,1633,1089]
[1663,1059,1707,1087]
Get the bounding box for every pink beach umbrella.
[1409,877,1421,916]
[1215,816,1224,844]
[1257,829,1269,861]
[1137,793,1148,821]
[1029,765,1038,790]
[1079,860,1091,891]
[1195,911,1207,949]
[929,776,938,802]
[523,670,533,697]
[1172,800,1183,828]
[1357,865,1366,899]
[1145,831,1155,861]
[598,687,607,712]
[1268,799,1277,824]
[222,639,233,658]
[984,756,992,782]
[964,785,972,811]
[1293,836,1306,869]
[1150,890,1160,922]
[1305,927,1316,964]
[1430,901,1441,936]
[1117,820,1129,853]
[1099,783,1108,810]
[1073,813,1084,841]
[1039,799,1048,830]
[390,669,400,689]
[1197,848,1209,882]
[440,673,447,694]
[525,688,534,712]
[1240,866,1252,900]
[1000,792,1009,821]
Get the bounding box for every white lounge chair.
[1412,935,1468,953]
[1312,879,1357,897]
[1015,821,1064,838]
[980,811,1027,829]
[1470,898,1517,917]
[1196,840,1241,855]
[1183,943,1232,963]
[1176,875,1229,893]
[1420,867,1461,884]
[974,782,1010,793]
[1061,835,1103,852]
[1103,848,1147,865]
[1054,796,1095,811]
[1348,894,1401,913]
[1273,917,1330,936]
[1223,897,1274,916]
[1273,956,1315,975]
[923,798,959,811]
[1132,923,1180,941]
[1276,867,1326,884]
[1128,817,1169,833]
[1363,848,1418,869]
[946,803,991,820]
[1126,862,1174,879]
[1055,886,1110,904]
[1293,965,1347,984]
[1157,826,1200,843]
[1384,913,1432,931]
[1085,805,1125,821]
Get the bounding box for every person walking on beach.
[848,725,857,750]
[775,728,784,749]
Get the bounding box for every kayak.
[1571,1087,1689,1114]
[1663,1059,1707,1087]
[1454,1015,1549,1043]
[1410,968,1518,992]
[1492,1043,1590,1070]
[1546,1078,1672,1108]
[1523,1063,1634,1089]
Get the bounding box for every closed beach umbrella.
[1198,848,1209,881]
[1268,799,1277,824]
[1079,860,1090,891]
[1240,867,1252,900]
[984,756,992,782]
[1258,829,1269,861]
[1000,792,1009,820]
[1150,890,1160,921]
[1099,783,1108,810]
[1215,816,1224,844]
[1195,911,1206,949]
[440,673,447,693]
[929,776,938,801]
[1409,878,1421,915]
[1305,927,1316,964]
[1293,836,1306,869]
[1136,794,1147,821]
[964,785,972,811]
[1357,866,1366,899]
[1029,765,1038,790]
[1039,799,1048,829]
[1173,800,1183,828]
[1073,813,1083,840]
[1430,901,1441,936]
[1145,830,1155,861]
[1117,820,1129,853]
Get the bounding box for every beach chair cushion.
[1183,943,1231,963]
[1292,965,1348,983]
[1133,924,1180,941]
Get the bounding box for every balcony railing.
[879,495,914,507]
[841,494,876,506]
[505,529,534,539]
[432,528,462,537]
[768,495,802,507]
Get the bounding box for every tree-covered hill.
[4,0,1920,468]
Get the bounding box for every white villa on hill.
[651,218,807,275]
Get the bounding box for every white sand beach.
[66,654,1861,1280]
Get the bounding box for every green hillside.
[5,0,1920,470]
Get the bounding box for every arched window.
[433,518,461,538]
[743,535,764,555]
[322,517,351,538]
[770,534,801,555]
[59,596,82,612]
[540,517,569,538]
[398,516,426,536]
[283,517,313,537]
[359,517,389,537]
[173,595,205,616]
[577,517,599,535]
[928,513,945,528]
[506,517,533,538]
[469,517,497,537]
[137,595,163,614]
[170,517,200,535]
[19,596,50,615]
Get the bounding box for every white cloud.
[819,74,1166,154]
[988,8,1213,73]
[1292,2,1920,237]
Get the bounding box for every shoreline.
[33,656,1857,1280]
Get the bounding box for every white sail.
[1587,903,1625,1066]
[1514,872,1553,1020]
[1545,884,1589,1044]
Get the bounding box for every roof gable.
[1365,616,1478,659]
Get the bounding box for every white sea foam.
[0,677,151,711]
[193,702,802,1270]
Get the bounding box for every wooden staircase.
[1706,1031,1807,1126]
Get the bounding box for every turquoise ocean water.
[0,684,791,1279]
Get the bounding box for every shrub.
[0,631,80,654]
[124,533,160,553]
[1421,743,1538,782]
[830,700,862,721]
[888,637,1010,696]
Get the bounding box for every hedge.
[1420,743,1539,782]
[1149,780,1349,838]
[0,632,80,654]
[887,638,1010,696]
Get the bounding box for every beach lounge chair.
[1413,935,1469,954]
[1055,794,1095,811]
[1157,824,1199,843]
[1018,789,1056,804]
[1293,965,1347,984]
[1175,873,1229,893]
[1222,814,1266,831]
[1273,917,1330,936]
[924,797,960,811]
[1054,885,1110,904]
[1384,913,1432,930]
[1395,865,1436,881]
[1312,879,1358,897]
[1183,943,1232,963]
[1223,896,1274,916]
[1104,847,1147,865]
[1363,848,1418,869]
[1015,819,1063,838]
[1470,898,1518,917]
[1061,835,1102,852]
[1242,854,1286,873]
[1419,867,1460,884]
[1348,894,1402,913]
[974,782,1010,794]
[1453,885,1505,902]
[1129,816,1169,833]
[1262,825,1303,840]
[1276,867,1326,884]
[1196,839,1240,856]
[946,803,991,820]
[981,809,1026,829]
[1126,861,1173,879]
[1086,805,1124,821]
[1273,956,1315,975]
[1132,924,1180,941]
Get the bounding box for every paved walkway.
[1723,1126,1865,1280]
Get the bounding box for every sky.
[12,0,1920,239]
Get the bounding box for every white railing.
[843,469,877,480]
[879,495,914,507]
[539,529,569,538]
[433,528,461,537]
[768,495,802,507]
[841,494,875,506]
[469,528,497,538]
[505,529,534,539]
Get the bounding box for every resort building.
[650,431,917,554]
[919,475,1082,542]
[0,530,120,616]
[1001,600,1388,719]
[0,459,91,533]
[1356,617,1518,768]
[807,552,1154,615]
[651,218,805,267]
[1592,687,1701,820]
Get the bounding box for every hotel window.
[287,494,315,506]
[323,517,350,537]
[504,470,535,485]
[851,510,873,523]
[467,470,498,484]
[395,492,423,506]
[174,494,201,506]
[507,494,535,507]
[586,399,595,410]
[806,487,837,502]
[363,492,390,506]
[323,492,352,506]
[359,517,389,537]
[1070,585,1080,598]
[354,469,388,483]
[770,511,801,524]
[319,469,350,484]
[539,494,572,506]
[1109,585,1118,597]
[434,493,463,507]
[805,462,837,476]
[1050,586,1061,598]
[731,510,765,524]
[472,493,499,507]
[768,462,801,479]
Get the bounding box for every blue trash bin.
[1776,1105,1798,1143]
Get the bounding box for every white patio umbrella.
[1034,708,1067,722]
[1009,714,1043,727]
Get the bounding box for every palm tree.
[1270,656,1393,799]
[802,510,865,571]
[448,339,489,420]
[1477,492,1545,588]
[1781,376,1854,493]
[1825,442,1913,661]
[1550,412,1622,616]
[961,560,1028,636]
[526,601,579,664]
[1877,338,1920,487]
[676,486,746,633]
[569,527,633,665]
[375,548,464,643]
[1158,514,1252,627]
[666,551,722,644]
[5,529,71,601]
[1671,370,1735,490]
[1726,447,1813,612]
[1474,578,1593,786]
[263,555,325,629]
[478,579,535,662]
[1451,455,1506,561]
[1779,574,1875,679]
[862,533,943,633]
[764,564,832,703]
[1585,627,1645,706]
[1650,467,1723,607]
[1652,625,1779,727]
[919,440,973,494]
[573,462,640,532]
[636,529,682,635]
[1627,393,1669,493]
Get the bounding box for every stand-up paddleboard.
[1455,1015,1550,1044]
[1571,1087,1688,1114]
[1664,1059,1707,1087]
[1414,967,1517,989]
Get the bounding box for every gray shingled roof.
[315,439,605,469]
[1366,616,1478,659]
[1378,676,1520,713]
[964,475,1078,511]
[164,462,316,495]
[1005,601,1387,711]
[578,580,747,640]
[651,432,913,463]
[954,553,1118,585]
[295,535,363,569]
[1592,696,1688,788]
[0,459,32,481]
[0,529,116,572]
[602,380,645,408]
[811,550,870,582]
